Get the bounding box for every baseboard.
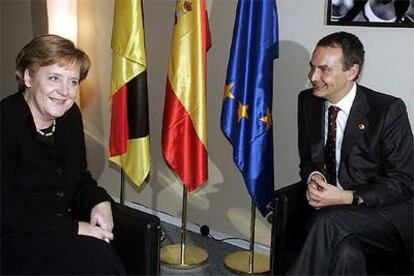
[122,199,270,255]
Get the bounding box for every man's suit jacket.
[297,84,414,261]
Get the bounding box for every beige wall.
[2,0,413,248]
[0,0,47,99]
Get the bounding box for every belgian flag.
[109,0,150,187]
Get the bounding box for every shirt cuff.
[307,171,327,184]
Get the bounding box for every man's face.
[308,46,357,103]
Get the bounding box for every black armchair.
[269,182,413,275]
[112,203,161,275]
[269,181,310,275]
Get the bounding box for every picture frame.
[326,0,414,28]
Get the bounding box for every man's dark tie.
[324,106,340,185]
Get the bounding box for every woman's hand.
[78,221,114,242]
[90,201,114,233]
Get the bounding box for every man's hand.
[90,201,114,234]
[78,221,114,243]
[306,175,353,208]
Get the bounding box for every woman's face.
[24,63,80,122]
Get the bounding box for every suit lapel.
[309,97,325,166]
[340,85,369,171]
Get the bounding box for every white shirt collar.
[326,82,357,117]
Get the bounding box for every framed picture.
[327,0,414,28]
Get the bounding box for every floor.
[160,222,269,275]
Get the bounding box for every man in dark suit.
[288,32,413,275]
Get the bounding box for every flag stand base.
[224,251,269,274]
[161,244,208,268]
[160,187,208,269]
[224,201,269,274]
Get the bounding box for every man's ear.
[348,64,360,81]
[23,69,32,88]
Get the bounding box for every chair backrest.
[112,204,161,275]
[270,196,288,275]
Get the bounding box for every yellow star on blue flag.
[221,0,278,217]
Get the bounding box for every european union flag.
[221,0,278,216]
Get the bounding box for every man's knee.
[310,207,346,231]
[335,236,364,261]
[311,206,361,231]
[329,235,366,275]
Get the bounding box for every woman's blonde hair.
[15,34,91,91]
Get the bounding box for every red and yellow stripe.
[162,0,211,191]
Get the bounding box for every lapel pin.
[358,123,365,130]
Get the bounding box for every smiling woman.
[0,35,127,275]
[23,64,80,129]
[14,36,89,131]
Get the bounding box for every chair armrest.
[112,203,161,275]
[275,181,308,219]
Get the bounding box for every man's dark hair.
[317,32,365,72]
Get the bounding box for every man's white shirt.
[309,82,357,189]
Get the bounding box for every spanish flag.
[162,0,211,192]
[109,0,150,187]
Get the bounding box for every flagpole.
[223,199,270,274]
[119,170,125,205]
[248,201,256,273]
[160,184,208,268]
[180,185,188,265]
